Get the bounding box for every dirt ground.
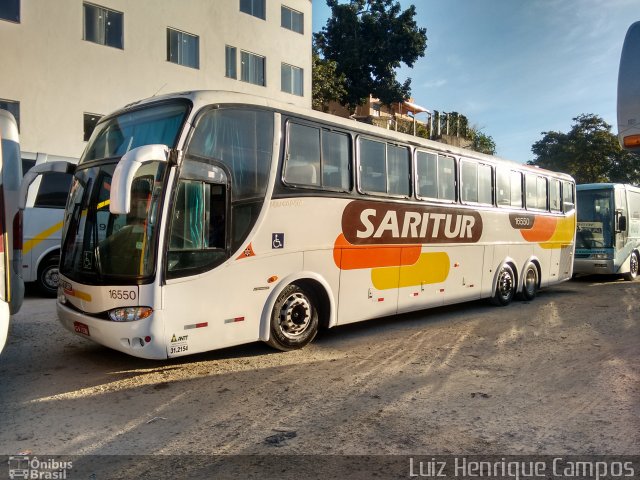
[0,277,638,475]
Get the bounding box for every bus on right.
[575,183,640,280]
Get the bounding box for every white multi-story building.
[0,0,312,158]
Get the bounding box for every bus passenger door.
[336,245,400,325]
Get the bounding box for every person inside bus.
[99,179,152,275]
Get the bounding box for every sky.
[312,0,639,163]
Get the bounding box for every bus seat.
[286,163,317,185]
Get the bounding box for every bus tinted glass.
[83,101,189,163]
[576,189,614,249]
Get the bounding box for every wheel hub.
[279,293,311,339]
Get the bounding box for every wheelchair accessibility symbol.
[272,233,284,249]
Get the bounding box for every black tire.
[267,284,319,351]
[623,252,638,281]
[37,254,60,297]
[491,264,516,306]
[519,263,538,301]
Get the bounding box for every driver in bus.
[99,180,152,275]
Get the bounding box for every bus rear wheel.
[491,264,516,306]
[519,264,538,301]
[268,284,318,351]
[37,254,60,297]
[623,252,639,281]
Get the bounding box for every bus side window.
[416,150,437,199]
[562,181,575,212]
[460,160,478,203]
[387,144,410,196]
[168,180,227,275]
[511,171,523,208]
[496,168,510,206]
[477,163,493,205]
[322,130,351,191]
[284,123,321,187]
[549,179,561,212]
[359,138,386,194]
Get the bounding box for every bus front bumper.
[57,302,168,359]
[573,258,615,275]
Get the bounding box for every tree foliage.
[314,0,427,109]
[312,46,348,112]
[530,114,640,184]
[468,127,496,156]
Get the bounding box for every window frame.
[460,158,494,206]
[0,0,20,23]
[357,136,410,198]
[82,2,124,50]
[83,112,103,142]
[240,50,266,86]
[282,120,352,193]
[225,45,237,79]
[495,167,524,209]
[281,63,304,96]
[166,27,200,69]
[239,0,266,20]
[525,173,549,212]
[415,149,457,204]
[562,181,575,213]
[281,5,303,34]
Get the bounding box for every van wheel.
[267,284,318,351]
[37,254,60,297]
[520,264,538,300]
[623,252,638,281]
[491,264,516,306]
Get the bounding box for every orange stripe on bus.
[520,216,557,242]
[332,234,421,270]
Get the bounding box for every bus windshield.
[60,161,167,282]
[577,189,614,249]
[82,101,189,163]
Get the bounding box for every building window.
[241,51,265,86]
[83,113,103,142]
[167,28,199,69]
[0,0,20,23]
[281,63,303,96]
[83,3,123,49]
[0,99,20,130]
[225,45,237,79]
[240,0,265,20]
[281,5,303,34]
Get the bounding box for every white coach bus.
[23,91,576,359]
[0,110,25,353]
[21,152,76,296]
[574,183,640,280]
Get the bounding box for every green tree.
[314,0,427,109]
[530,114,640,184]
[312,46,347,112]
[468,127,496,155]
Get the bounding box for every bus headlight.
[108,307,153,322]
[57,287,67,305]
[592,253,611,260]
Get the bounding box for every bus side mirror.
[617,215,627,232]
[110,144,169,215]
[19,161,76,210]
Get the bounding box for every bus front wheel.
[267,284,319,351]
[37,254,60,297]
[491,264,516,306]
[623,252,639,281]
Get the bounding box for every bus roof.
[109,90,574,182]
